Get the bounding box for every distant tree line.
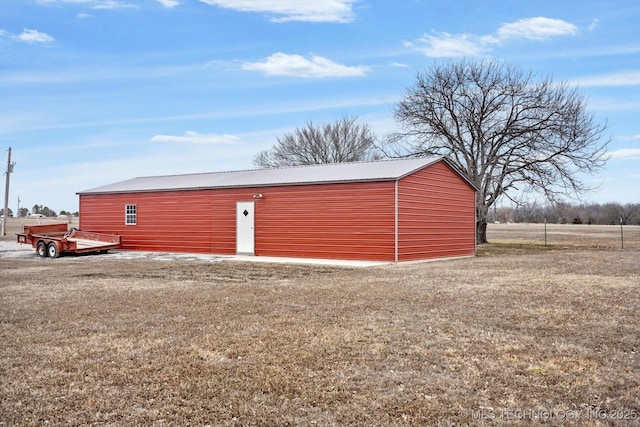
[488,202,640,225]
[1,205,78,218]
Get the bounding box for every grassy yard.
[1,223,639,425]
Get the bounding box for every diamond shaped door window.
[243,209,249,217]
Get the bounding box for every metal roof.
[78,156,450,195]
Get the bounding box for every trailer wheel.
[47,242,60,258]
[36,241,48,257]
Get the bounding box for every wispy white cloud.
[198,0,357,23]
[588,99,640,112]
[92,0,138,10]
[36,0,139,9]
[35,0,91,4]
[0,94,397,135]
[497,17,577,40]
[151,131,240,145]
[0,61,206,85]
[407,16,577,58]
[242,52,369,78]
[0,28,55,44]
[19,29,55,43]
[608,148,640,160]
[156,0,179,8]
[617,134,640,141]
[404,32,497,57]
[570,71,640,87]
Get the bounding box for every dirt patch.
[1,224,639,425]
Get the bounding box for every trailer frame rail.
[16,223,121,258]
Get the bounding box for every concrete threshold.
[228,254,391,268]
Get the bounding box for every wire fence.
[486,222,640,249]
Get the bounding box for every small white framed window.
[125,204,137,225]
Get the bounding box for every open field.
[1,223,639,425]
[1,217,80,239]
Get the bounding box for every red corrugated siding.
[79,160,476,262]
[256,182,396,261]
[80,190,222,253]
[80,181,397,261]
[397,161,476,261]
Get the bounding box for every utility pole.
[3,147,15,236]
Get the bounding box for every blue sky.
[1,0,639,214]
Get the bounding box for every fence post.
[620,217,624,249]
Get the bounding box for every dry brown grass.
[1,223,639,426]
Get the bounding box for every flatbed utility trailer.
[16,223,121,258]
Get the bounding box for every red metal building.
[77,157,477,262]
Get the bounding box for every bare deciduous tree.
[387,60,610,243]
[605,202,640,225]
[254,115,381,168]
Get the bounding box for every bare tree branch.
[386,60,610,243]
[254,116,382,168]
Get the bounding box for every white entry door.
[236,201,255,255]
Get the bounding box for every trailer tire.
[36,241,48,257]
[47,242,60,258]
